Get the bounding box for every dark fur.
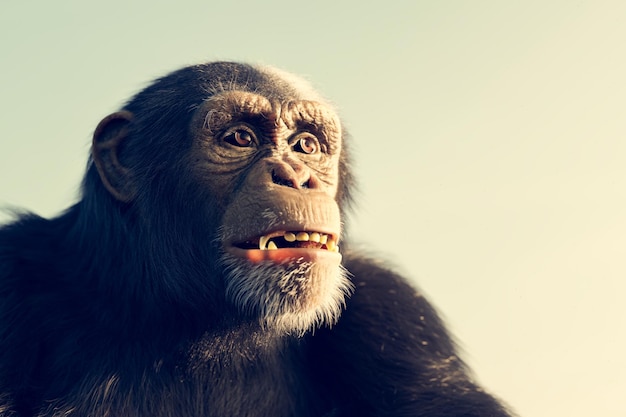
[0,62,512,416]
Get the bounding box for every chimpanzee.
[0,62,513,417]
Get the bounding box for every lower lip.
[228,247,342,264]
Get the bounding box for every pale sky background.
[1,1,625,416]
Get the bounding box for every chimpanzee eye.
[223,129,254,147]
[294,135,319,154]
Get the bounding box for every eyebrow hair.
[203,91,342,144]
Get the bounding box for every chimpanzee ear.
[92,111,136,202]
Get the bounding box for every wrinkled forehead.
[201,90,342,135]
[196,65,341,134]
[199,63,332,105]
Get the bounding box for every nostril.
[271,170,296,188]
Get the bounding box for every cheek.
[186,154,251,211]
[314,155,341,196]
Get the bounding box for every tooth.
[319,234,328,244]
[267,240,278,250]
[296,232,310,241]
[310,232,321,243]
[334,245,340,253]
[284,232,296,242]
[326,239,336,252]
[259,235,270,250]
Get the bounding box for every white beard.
[220,253,353,335]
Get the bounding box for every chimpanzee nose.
[271,170,311,189]
[269,157,317,190]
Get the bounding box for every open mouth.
[233,230,339,253]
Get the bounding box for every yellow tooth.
[326,239,336,251]
[319,234,328,244]
[259,235,270,250]
[284,232,296,242]
[310,232,321,243]
[296,232,310,241]
[267,240,278,250]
